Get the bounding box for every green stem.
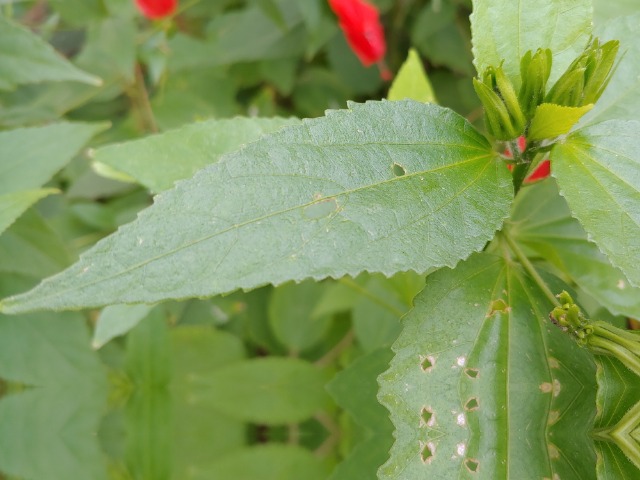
[502,231,560,307]
[588,336,640,377]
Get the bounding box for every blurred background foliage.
[0,0,542,478]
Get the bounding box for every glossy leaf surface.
[552,120,640,288]
[378,253,596,479]
[1,100,512,313]
[470,0,592,85]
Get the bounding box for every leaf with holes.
[551,120,640,288]
[470,0,592,85]
[378,253,596,479]
[0,100,512,313]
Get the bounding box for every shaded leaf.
[191,445,329,480]
[551,120,640,288]
[187,357,330,424]
[92,303,154,349]
[1,100,512,313]
[0,16,101,90]
[0,188,58,236]
[509,178,640,318]
[0,122,108,195]
[94,116,298,193]
[470,0,592,85]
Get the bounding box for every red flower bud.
[135,0,177,19]
[523,159,550,183]
[328,0,386,67]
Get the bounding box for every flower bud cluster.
[550,291,640,377]
[474,39,619,141]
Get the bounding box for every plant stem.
[314,329,355,368]
[502,231,560,307]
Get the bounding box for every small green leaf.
[0,189,58,236]
[268,280,333,353]
[186,357,330,424]
[528,103,593,140]
[0,122,108,195]
[552,120,640,288]
[93,116,299,193]
[470,0,592,86]
[388,49,436,103]
[0,100,512,314]
[92,303,154,349]
[509,178,640,319]
[0,16,101,90]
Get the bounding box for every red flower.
[135,0,177,19]
[328,0,387,67]
[524,159,550,183]
[504,136,551,183]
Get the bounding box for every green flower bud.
[550,291,640,377]
[518,48,552,118]
[545,38,619,107]
[474,64,525,140]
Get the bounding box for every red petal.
[524,159,551,183]
[329,0,386,66]
[135,0,177,19]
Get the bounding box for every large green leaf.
[0,16,101,90]
[92,303,154,349]
[551,120,640,288]
[378,253,597,479]
[0,100,512,313]
[509,178,640,318]
[470,0,592,85]
[0,122,108,195]
[94,116,299,193]
[582,14,640,125]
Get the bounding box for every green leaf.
[0,16,101,90]
[411,2,474,76]
[94,116,298,193]
[0,100,512,313]
[92,303,154,349]
[593,0,639,26]
[190,445,329,480]
[169,326,247,478]
[268,280,333,353]
[470,0,592,86]
[582,14,640,125]
[186,357,329,424]
[594,356,640,477]
[0,122,108,195]
[388,49,437,103]
[0,188,58,236]
[0,209,71,278]
[509,178,640,318]
[327,348,394,480]
[528,103,593,141]
[551,120,640,288]
[378,253,596,479]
